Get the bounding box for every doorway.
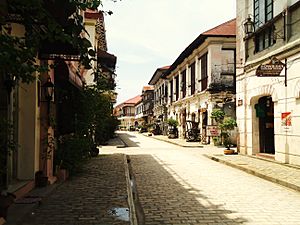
[255,96,275,154]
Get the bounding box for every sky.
[102,0,236,105]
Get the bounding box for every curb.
[205,154,300,192]
[116,134,127,148]
[147,135,204,148]
[123,155,138,225]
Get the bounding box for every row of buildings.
[0,3,117,202]
[114,0,300,167]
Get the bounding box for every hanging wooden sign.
[256,57,285,77]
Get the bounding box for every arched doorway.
[255,96,275,154]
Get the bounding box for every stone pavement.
[7,154,131,225]
[146,133,300,193]
[148,134,205,148]
[113,132,300,225]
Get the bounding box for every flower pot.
[224,149,235,155]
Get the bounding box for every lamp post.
[42,77,54,125]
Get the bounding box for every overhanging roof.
[163,19,236,78]
[148,66,170,85]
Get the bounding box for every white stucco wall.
[236,0,300,165]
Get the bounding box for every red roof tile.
[124,95,142,104]
[84,10,103,20]
[159,65,170,70]
[142,86,154,91]
[203,18,236,36]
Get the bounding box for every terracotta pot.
[224,149,235,155]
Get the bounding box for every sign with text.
[256,57,285,77]
[281,112,292,132]
[206,125,221,137]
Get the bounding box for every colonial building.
[134,98,144,129]
[236,0,300,165]
[148,66,170,134]
[0,3,116,207]
[114,95,142,130]
[164,19,236,141]
[141,86,154,125]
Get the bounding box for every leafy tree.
[0,0,115,85]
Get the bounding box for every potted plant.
[167,118,178,139]
[219,117,237,154]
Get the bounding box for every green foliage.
[55,134,92,174]
[211,109,237,149]
[219,117,237,132]
[212,137,222,146]
[211,108,225,123]
[0,0,110,85]
[167,118,178,127]
[0,119,17,182]
[219,117,237,150]
[76,86,118,145]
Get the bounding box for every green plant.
[219,117,237,149]
[212,137,222,146]
[55,134,92,175]
[219,117,237,131]
[211,108,225,123]
[167,118,178,127]
[0,119,17,189]
[0,0,114,87]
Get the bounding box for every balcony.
[207,82,235,93]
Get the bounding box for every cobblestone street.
[9,132,300,225]
[13,154,130,225]
[103,132,300,225]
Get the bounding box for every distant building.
[164,19,236,141]
[141,86,154,125]
[148,66,170,134]
[114,95,142,130]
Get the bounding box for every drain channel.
[125,155,145,225]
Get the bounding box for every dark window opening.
[170,80,173,103]
[190,62,196,95]
[255,25,276,52]
[182,69,186,98]
[175,76,179,101]
[200,53,208,91]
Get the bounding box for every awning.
[97,50,117,70]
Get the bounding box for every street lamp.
[243,16,254,36]
[42,77,54,125]
[43,77,54,102]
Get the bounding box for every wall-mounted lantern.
[43,77,54,102]
[243,16,254,36]
[42,77,54,125]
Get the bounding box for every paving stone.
[12,154,129,225]
[102,131,300,225]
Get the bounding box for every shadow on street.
[129,154,248,225]
[118,132,140,147]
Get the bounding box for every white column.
[195,56,200,93]
[178,71,182,99]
